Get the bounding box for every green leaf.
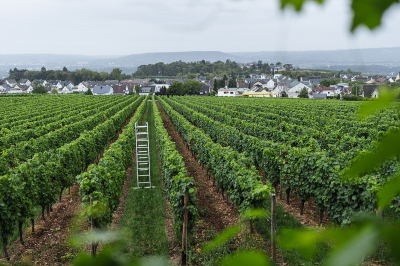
[221,251,270,266]
[351,0,400,32]
[358,87,396,119]
[241,209,270,220]
[378,172,400,208]
[280,0,324,11]
[381,225,400,264]
[278,229,321,259]
[203,225,241,252]
[326,225,379,266]
[343,130,400,178]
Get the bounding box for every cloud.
[0,0,399,55]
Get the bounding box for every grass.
[119,101,169,258]
[254,200,331,266]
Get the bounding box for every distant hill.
[0,48,399,77]
[92,51,237,66]
[231,47,400,65]
[0,54,115,65]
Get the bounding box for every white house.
[395,72,400,82]
[287,82,312,98]
[26,86,33,93]
[371,89,380,98]
[57,81,74,89]
[266,79,276,90]
[0,84,9,93]
[60,84,74,94]
[75,82,89,92]
[273,84,288,97]
[19,79,31,86]
[92,85,113,95]
[139,86,155,95]
[16,84,33,93]
[5,79,17,87]
[8,87,26,94]
[217,87,238,97]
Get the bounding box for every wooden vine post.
[279,150,283,200]
[181,192,189,266]
[90,197,96,257]
[271,193,277,264]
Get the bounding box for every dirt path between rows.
[158,102,239,234]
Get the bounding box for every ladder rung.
[136,122,152,189]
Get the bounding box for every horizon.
[1,46,400,57]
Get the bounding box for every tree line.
[133,60,273,79]
[7,67,131,85]
[156,80,204,96]
[7,61,364,86]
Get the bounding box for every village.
[1,71,399,98]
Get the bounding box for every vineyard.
[0,94,399,265]
[159,96,400,225]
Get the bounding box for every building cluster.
[1,71,399,98]
[217,72,400,98]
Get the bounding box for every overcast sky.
[1,0,399,55]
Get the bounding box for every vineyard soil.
[0,184,82,265]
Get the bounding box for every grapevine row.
[0,96,144,257]
[77,97,148,229]
[161,96,398,225]
[0,97,124,150]
[152,96,198,234]
[158,96,272,213]
[0,96,136,175]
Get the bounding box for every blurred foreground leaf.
[351,0,400,32]
[343,130,400,178]
[378,172,400,208]
[203,225,241,252]
[326,224,379,266]
[280,0,400,32]
[278,229,322,259]
[241,209,270,220]
[221,251,270,266]
[280,0,324,11]
[358,87,396,119]
[70,230,123,247]
[73,247,140,266]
